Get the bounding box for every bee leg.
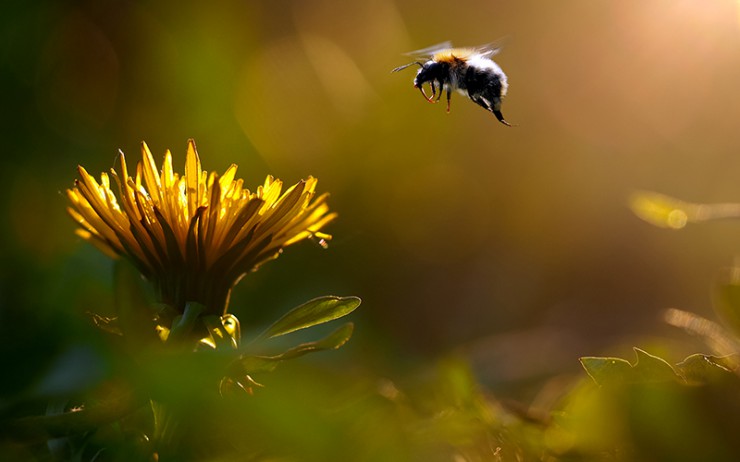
[492,109,511,126]
[428,82,437,103]
[470,95,511,126]
[418,83,436,103]
[445,89,452,113]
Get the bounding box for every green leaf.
[708,353,740,372]
[0,391,142,444]
[581,349,682,386]
[230,322,354,377]
[271,322,354,360]
[676,353,738,384]
[255,295,360,341]
[232,355,282,375]
[632,348,681,383]
[580,356,634,386]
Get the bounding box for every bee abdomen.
[464,65,505,100]
[463,62,510,125]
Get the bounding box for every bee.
[392,41,511,126]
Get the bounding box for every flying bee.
[392,41,511,126]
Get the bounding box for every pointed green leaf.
[632,348,681,383]
[676,353,738,384]
[709,353,740,371]
[580,356,634,386]
[231,355,282,375]
[256,295,360,341]
[271,322,354,360]
[230,322,354,377]
[1,391,142,443]
[581,349,682,386]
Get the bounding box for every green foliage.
[580,348,681,386]
[566,347,740,461]
[254,295,361,341]
[574,328,740,461]
[0,262,362,461]
[676,353,739,384]
[559,191,740,461]
[579,356,638,386]
[225,296,360,389]
[232,323,354,375]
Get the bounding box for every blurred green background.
[4,0,740,409]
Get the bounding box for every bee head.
[392,59,449,103]
[412,61,447,88]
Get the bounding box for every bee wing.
[477,45,503,58]
[401,41,453,58]
[470,37,509,58]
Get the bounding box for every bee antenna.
[391,61,424,73]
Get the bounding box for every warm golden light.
[630,191,740,229]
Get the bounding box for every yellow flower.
[67,139,336,315]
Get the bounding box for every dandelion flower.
[67,139,336,315]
